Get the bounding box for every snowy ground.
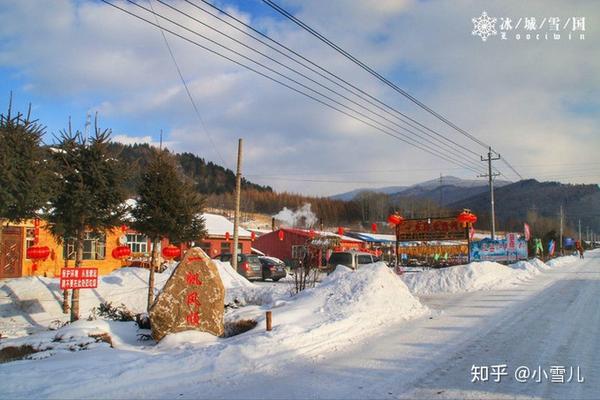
[0,251,597,399]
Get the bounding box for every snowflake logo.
[472,11,497,42]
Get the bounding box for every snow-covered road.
[197,251,600,399]
[1,252,598,399]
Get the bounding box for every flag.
[469,225,475,240]
[524,223,531,241]
[548,240,556,256]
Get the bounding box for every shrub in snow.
[223,319,258,338]
[90,302,135,322]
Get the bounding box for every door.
[1,226,23,279]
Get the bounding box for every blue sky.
[1,0,598,195]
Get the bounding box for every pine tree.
[0,96,53,235]
[131,149,206,311]
[47,118,127,321]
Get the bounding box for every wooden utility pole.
[479,147,501,240]
[232,138,243,271]
[559,205,564,255]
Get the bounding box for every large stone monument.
[149,247,225,341]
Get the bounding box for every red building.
[253,228,364,265]
[195,213,253,257]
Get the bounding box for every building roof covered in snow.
[202,213,252,239]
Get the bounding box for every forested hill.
[107,142,272,195]
[449,179,600,233]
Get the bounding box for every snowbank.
[402,256,579,296]
[546,255,578,267]
[1,260,262,338]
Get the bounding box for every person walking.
[576,240,584,259]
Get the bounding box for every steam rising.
[273,203,318,228]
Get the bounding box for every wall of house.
[4,220,125,278]
[196,237,252,258]
[253,230,306,263]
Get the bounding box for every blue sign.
[470,237,528,262]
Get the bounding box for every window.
[63,232,106,260]
[199,241,211,254]
[126,234,148,254]
[221,241,231,254]
[357,254,374,264]
[328,252,352,266]
[25,228,35,258]
[291,245,307,260]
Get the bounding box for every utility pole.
[578,219,582,242]
[479,147,501,240]
[439,173,443,212]
[232,138,243,271]
[559,205,564,255]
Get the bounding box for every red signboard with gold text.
[60,268,98,290]
[396,217,468,241]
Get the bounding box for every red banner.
[60,268,98,290]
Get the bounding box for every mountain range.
[331,176,511,205]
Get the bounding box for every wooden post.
[266,311,272,331]
[232,138,243,271]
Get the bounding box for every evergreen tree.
[47,118,127,321]
[0,96,53,234]
[131,149,206,311]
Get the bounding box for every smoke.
[273,203,318,228]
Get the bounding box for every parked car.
[326,251,376,272]
[215,253,262,281]
[258,256,287,282]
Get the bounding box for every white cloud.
[0,0,598,195]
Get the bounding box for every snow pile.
[402,261,542,295]
[228,262,427,340]
[0,261,262,338]
[403,262,512,295]
[546,255,578,267]
[402,255,584,296]
[213,260,254,289]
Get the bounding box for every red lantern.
[457,211,477,227]
[225,232,230,241]
[371,223,377,233]
[387,214,404,226]
[309,229,315,239]
[111,245,131,259]
[27,245,50,261]
[278,230,285,241]
[251,231,256,241]
[162,245,181,260]
[120,224,128,233]
[337,227,344,236]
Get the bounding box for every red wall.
[253,229,307,262]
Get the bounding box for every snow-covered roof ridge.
[202,213,251,238]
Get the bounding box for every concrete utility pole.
[578,219,582,242]
[479,147,501,240]
[559,205,564,255]
[232,138,243,271]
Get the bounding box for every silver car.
[326,251,375,271]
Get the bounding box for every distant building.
[253,228,364,266]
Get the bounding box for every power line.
[102,0,486,174]
[139,0,486,173]
[186,0,483,160]
[262,0,521,178]
[146,0,229,168]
